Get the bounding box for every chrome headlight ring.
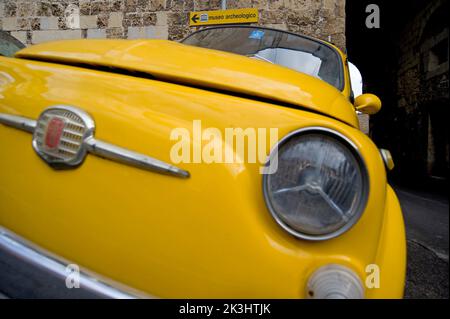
[263,127,369,241]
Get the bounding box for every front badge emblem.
[32,106,94,168]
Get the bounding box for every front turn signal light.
[380,148,395,171]
[306,264,364,299]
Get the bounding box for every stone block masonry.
[1,1,346,50]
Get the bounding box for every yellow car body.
[0,36,405,298]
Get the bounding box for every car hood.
[15,39,358,127]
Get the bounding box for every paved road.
[394,185,449,299]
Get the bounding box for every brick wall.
[0,0,346,49]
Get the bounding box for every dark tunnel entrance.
[346,0,449,190]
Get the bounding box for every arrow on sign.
[191,14,199,23]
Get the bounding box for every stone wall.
[364,0,449,180]
[393,0,448,178]
[396,0,448,114]
[0,0,346,49]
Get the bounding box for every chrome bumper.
[0,226,151,299]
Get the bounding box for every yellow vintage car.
[0,26,405,299]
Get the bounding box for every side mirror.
[354,93,382,115]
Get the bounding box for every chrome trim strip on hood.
[0,111,190,178]
[0,113,36,133]
[85,137,190,178]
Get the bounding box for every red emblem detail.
[44,117,65,150]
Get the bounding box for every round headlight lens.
[263,128,368,240]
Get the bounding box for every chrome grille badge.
[32,106,94,168]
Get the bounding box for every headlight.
[263,127,369,241]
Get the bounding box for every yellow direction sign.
[189,8,259,26]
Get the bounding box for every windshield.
[182,26,344,90]
[0,31,25,57]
